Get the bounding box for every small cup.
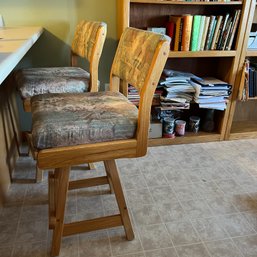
[163,117,175,138]
[189,116,200,133]
[175,120,186,136]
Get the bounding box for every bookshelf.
[117,0,250,146]
[225,0,257,140]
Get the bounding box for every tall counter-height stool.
[31,27,170,256]
[16,21,107,182]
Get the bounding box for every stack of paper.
[191,77,232,110]
[159,69,198,110]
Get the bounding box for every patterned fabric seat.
[16,67,91,98]
[32,91,138,149]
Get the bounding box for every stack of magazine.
[159,69,198,110]
[191,77,232,110]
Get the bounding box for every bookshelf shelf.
[169,50,237,58]
[246,49,257,57]
[131,0,242,5]
[248,96,257,100]
[229,121,257,139]
[149,131,221,146]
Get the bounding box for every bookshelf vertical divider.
[117,0,251,146]
[225,0,257,140]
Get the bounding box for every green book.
[190,15,202,51]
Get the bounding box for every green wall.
[0,0,117,130]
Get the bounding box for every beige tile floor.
[1,139,257,257]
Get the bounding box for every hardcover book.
[216,13,230,50]
[169,16,182,51]
[204,15,216,50]
[200,16,210,51]
[166,21,175,50]
[181,14,193,51]
[190,15,201,51]
[197,16,206,51]
[226,10,241,50]
[211,16,223,50]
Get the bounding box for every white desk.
[0,26,43,205]
[0,26,43,84]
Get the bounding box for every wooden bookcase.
[225,0,257,140]
[117,0,250,146]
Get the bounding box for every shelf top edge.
[130,0,242,5]
[169,50,237,57]
[246,50,257,57]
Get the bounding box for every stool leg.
[36,167,43,183]
[104,160,134,240]
[104,161,114,194]
[51,167,70,257]
[48,171,55,229]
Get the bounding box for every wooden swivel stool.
[31,27,170,256]
[16,21,107,181]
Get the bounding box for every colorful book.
[197,16,206,51]
[190,15,202,51]
[226,10,241,50]
[207,17,217,50]
[219,16,232,50]
[222,18,233,50]
[169,16,182,51]
[216,13,230,50]
[200,16,210,51]
[211,16,223,50]
[181,14,193,51]
[166,21,175,50]
[204,15,216,50]
[213,15,225,50]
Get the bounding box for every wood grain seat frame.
[33,28,170,256]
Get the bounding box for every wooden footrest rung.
[68,176,109,190]
[63,214,122,237]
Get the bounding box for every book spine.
[181,15,193,51]
[222,20,233,50]
[200,16,210,51]
[211,16,223,50]
[197,16,206,51]
[217,13,230,50]
[208,18,217,50]
[178,18,184,51]
[226,10,241,50]
[166,21,175,50]
[214,16,225,50]
[249,67,254,97]
[172,17,181,51]
[204,16,216,50]
[220,17,232,50]
[190,15,202,51]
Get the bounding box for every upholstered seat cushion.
[16,67,91,98]
[32,91,138,150]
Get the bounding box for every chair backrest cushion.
[112,27,170,92]
[71,20,106,61]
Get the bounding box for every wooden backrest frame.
[71,22,107,92]
[110,27,170,156]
